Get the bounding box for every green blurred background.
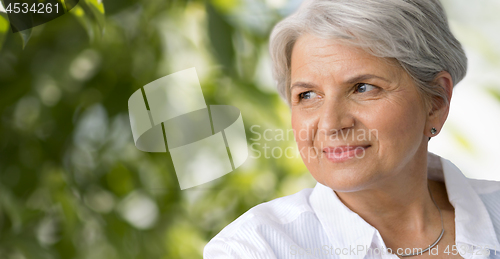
[0,0,311,258]
[0,0,499,258]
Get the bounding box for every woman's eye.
[354,83,377,93]
[299,91,317,100]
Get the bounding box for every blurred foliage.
[0,0,313,258]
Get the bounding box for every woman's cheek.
[292,113,316,160]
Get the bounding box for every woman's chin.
[314,169,378,193]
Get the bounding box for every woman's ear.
[425,71,453,139]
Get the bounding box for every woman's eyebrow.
[291,74,391,90]
[290,81,317,90]
[345,74,391,84]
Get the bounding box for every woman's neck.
[334,148,439,239]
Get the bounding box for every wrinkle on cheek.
[382,82,420,109]
[377,97,424,153]
[292,112,319,158]
[383,94,408,110]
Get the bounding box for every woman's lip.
[322,145,371,153]
[322,145,371,163]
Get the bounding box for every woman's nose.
[317,98,355,138]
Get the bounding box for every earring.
[431,127,437,135]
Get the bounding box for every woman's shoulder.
[467,177,500,196]
[204,187,320,258]
[441,156,500,197]
[214,187,316,238]
[466,178,500,223]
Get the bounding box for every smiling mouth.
[322,145,371,162]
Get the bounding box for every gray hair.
[269,0,467,108]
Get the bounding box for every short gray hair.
[269,0,467,108]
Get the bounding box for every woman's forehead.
[290,35,403,84]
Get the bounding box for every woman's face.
[290,33,431,192]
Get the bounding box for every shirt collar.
[441,157,500,250]
[308,157,500,256]
[309,182,377,258]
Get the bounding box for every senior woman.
[204,0,500,258]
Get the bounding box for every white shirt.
[204,158,500,259]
